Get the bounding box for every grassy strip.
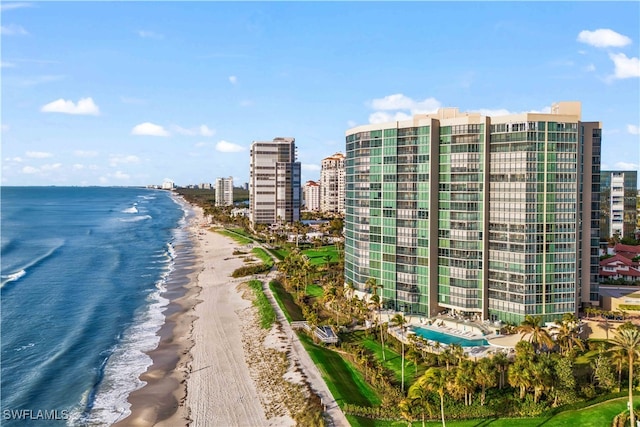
[269,280,304,321]
[251,247,274,268]
[349,394,637,426]
[270,247,290,261]
[352,331,422,389]
[302,245,340,266]
[229,227,253,238]
[247,280,276,329]
[217,229,252,245]
[298,334,381,408]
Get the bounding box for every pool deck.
[382,316,517,360]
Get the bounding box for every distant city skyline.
[1,2,639,187]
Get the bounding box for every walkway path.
[262,269,350,427]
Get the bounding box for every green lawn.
[268,247,289,261]
[251,247,274,267]
[302,245,340,266]
[229,227,254,239]
[344,331,421,389]
[269,280,304,321]
[298,334,381,408]
[306,283,324,298]
[217,229,252,245]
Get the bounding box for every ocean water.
[1,187,190,426]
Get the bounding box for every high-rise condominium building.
[215,176,234,206]
[320,152,346,214]
[303,180,321,211]
[600,170,637,241]
[345,101,601,324]
[249,137,301,225]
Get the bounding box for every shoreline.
[113,197,203,426]
[116,197,348,426]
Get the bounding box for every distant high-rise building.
[303,180,321,211]
[215,176,234,206]
[600,170,637,240]
[320,152,346,214]
[345,101,601,324]
[249,137,301,225]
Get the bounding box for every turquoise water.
[411,326,489,347]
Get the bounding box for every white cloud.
[6,157,23,162]
[614,161,639,170]
[131,122,170,137]
[41,97,100,115]
[26,151,53,158]
[0,3,32,11]
[74,150,99,158]
[577,29,632,48]
[239,99,254,107]
[113,171,130,180]
[1,24,28,35]
[584,64,596,72]
[215,140,245,153]
[301,164,321,172]
[367,94,441,124]
[109,155,140,167]
[1,124,9,132]
[627,124,640,135]
[195,141,214,148]
[368,111,413,124]
[347,120,357,128]
[609,53,640,79]
[229,75,238,84]
[41,163,62,171]
[172,124,215,137]
[22,166,39,174]
[370,94,441,113]
[137,30,164,40]
[1,61,16,68]
[73,164,85,170]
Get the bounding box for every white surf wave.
[0,269,26,288]
[121,206,138,214]
[78,257,174,426]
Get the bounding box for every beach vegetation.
[231,263,271,278]
[247,280,276,329]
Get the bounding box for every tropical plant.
[421,367,449,427]
[517,315,554,352]
[391,313,408,393]
[608,327,640,427]
[475,357,496,406]
[405,381,434,427]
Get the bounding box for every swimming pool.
[411,326,489,347]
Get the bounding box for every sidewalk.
[262,270,350,427]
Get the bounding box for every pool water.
[411,326,489,347]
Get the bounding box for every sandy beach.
[118,202,348,427]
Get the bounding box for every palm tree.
[608,327,640,427]
[406,381,434,427]
[421,367,449,427]
[454,360,476,406]
[391,313,408,393]
[369,293,386,361]
[492,351,509,389]
[475,357,497,406]
[611,346,627,392]
[517,315,554,352]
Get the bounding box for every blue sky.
[2,1,639,187]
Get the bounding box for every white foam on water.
[77,262,174,426]
[0,269,26,288]
[121,206,138,214]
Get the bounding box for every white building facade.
[215,176,234,206]
[249,137,301,225]
[303,180,321,211]
[320,152,346,214]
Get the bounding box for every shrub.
[231,263,271,277]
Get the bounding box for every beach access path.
[261,268,350,427]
